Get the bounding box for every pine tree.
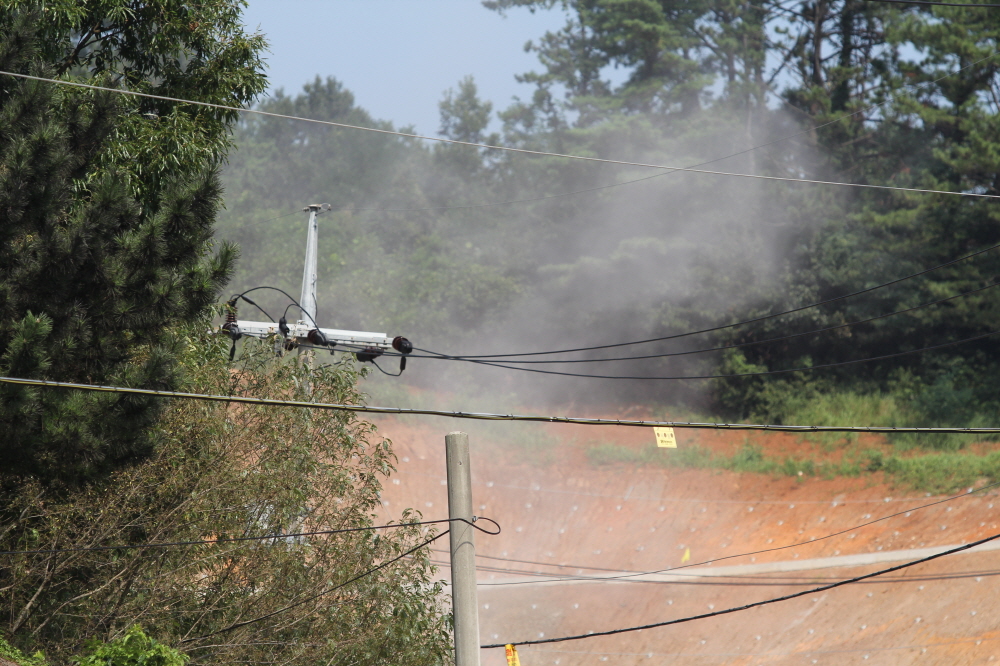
[0,13,238,488]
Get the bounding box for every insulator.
[392,336,413,354]
[221,309,242,341]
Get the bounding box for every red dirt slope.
[372,415,1000,665]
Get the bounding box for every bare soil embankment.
[372,413,1000,666]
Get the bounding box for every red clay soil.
[371,414,1000,666]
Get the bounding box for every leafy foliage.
[73,627,187,666]
[0,11,248,488]
[1,319,451,665]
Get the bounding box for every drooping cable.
[180,529,451,642]
[418,280,1000,365]
[440,327,1000,381]
[6,374,1000,433]
[419,240,1000,359]
[3,71,1000,201]
[865,0,1000,6]
[473,481,1000,587]
[481,530,1000,648]
[316,51,998,215]
[0,516,498,556]
[433,559,1000,587]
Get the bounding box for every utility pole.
[299,203,322,328]
[228,203,413,367]
[446,431,481,666]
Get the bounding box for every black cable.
[454,328,1000,381]
[482,530,1000,649]
[10,373,1000,433]
[370,359,403,377]
[865,0,1000,6]
[475,481,1000,586]
[180,529,451,643]
[424,241,1000,360]
[232,286,319,330]
[0,517,498,556]
[236,296,275,323]
[421,280,1000,365]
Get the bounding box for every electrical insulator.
[222,308,242,341]
[307,328,330,347]
[392,336,413,354]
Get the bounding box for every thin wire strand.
[3,70,1000,201]
[6,374,1000,433]
[525,636,997,658]
[865,0,1000,6]
[320,51,999,214]
[420,280,1000,365]
[180,530,450,642]
[0,517,497,556]
[419,241,1000,359]
[438,560,1000,586]
[481,530,1000,648]
[473,481,1000,587]
[450,327,1000,380]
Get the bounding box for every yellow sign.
[505,644,521,666]
[654,427,677,448]
[681,547,691,564]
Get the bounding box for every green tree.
[0,5,265,488]
[1,321,451,665]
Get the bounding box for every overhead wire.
[315,50,998,215]
[417,239,1000,359]
[433,559,1000,586]
[398,467,943,502]
[524,637,998,659]
[439,326,1000,381]
[7,373,1000,433]
[180,529,451,642]
[481,529,1000,648]
[471,481,1000,587]
[865,0,1000,6]
[413,280,1000,365]
[0,516,499,556]
[4,71,1000,201]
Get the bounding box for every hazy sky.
[240,1,567,135]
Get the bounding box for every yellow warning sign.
[654,427,677,448]
[505,644,521,666]
[681,547,691,564]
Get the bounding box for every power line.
[417,280,1000,365]
[437,559,1000,586]
[418,240,1000,359]
[317,51,998,214]
[6,374,1000,433]
[398,467,952,503]
[524,637,997,659]
[180,529,450,642]
[471,481,1000,587]
[305,323,1000,381]
[449,327,1000,380]
[480,530,1000,648]
[4,71,1000,201]
[0,517,498,556]
[866,0,1000,6]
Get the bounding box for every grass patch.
[586,442,863,478]
[867,449,1000,494]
